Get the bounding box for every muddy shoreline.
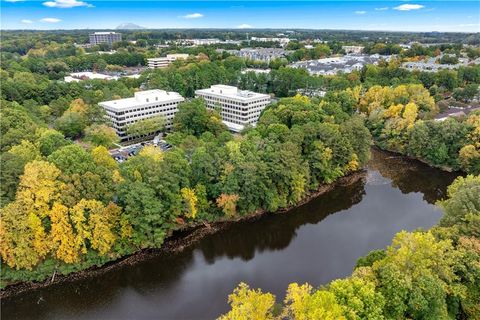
[0,170,366,299]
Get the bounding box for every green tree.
[84,124,119,147]
[126,116,165,138]
[36,128,70,156]
[54,110,86,139]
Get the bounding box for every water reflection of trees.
[4,149,457,320]
[368,149,460,204]
[2,178,367,320]
[200,178,367,263]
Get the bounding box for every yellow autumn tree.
[0,161,63,269]
[345,153,360,173]
[181,187,198,219]
[16,160,63,218]
[91,145,117,169]
[89,202,120,254]
[69,199,119,256]
[50,202,79,263]
[283,283,346,320]
[139,145,164,162]
[69,98,88,114]
[69,199,96,254]
[384,104,404,119]
[219,282,276,320]
[0,203,45,270]
[402,102,419,128]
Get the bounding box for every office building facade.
[195,85,271,132]
[99,90,184,141]
[89,32,122,46]
[147,54,189,69]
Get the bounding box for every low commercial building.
[64,72,116,82]
[99,90,185,141]
[147,54,189,69]
[195,85,271,132]
[401,56,471,73]
[227,48,291,63]
[89,32,122,46]
[64,71,141,82]
[250,37,290,46]
[290,54,392,75]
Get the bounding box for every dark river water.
[2,149,459,320]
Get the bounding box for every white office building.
[89,32,122,46]
[99,90,185,141]
[195,85,271,132]
[147,54,189,69]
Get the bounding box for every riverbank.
[372,144,459,173]
[0,170,367,299]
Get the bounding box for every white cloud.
[355,11,367,15]
[40,17,62,23]
[237,24,253,29]
[394,4,425,11]
[375,7,389,11]
[21,19,33,24]
[181,13,204,19]
[42,0,93,8]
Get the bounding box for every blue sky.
[1,1,479,32]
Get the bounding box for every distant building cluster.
[64,71,140,83]
[291,54,391,75]
[147,54,189,69]
[226,48,291,63]
[195,85,271,132]
[401,55,473,73]
[166,38,242,46]
[342,46,364,54]
[100,90,185,141]
[250,37,291,47]
[241,68,271,74]
[89,32,122,46]
[99,85,271,140]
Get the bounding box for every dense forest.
[220,174,480,320]
[0,30,479,298]
[0,94,371,284]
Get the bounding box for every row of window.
[108,102,180,115]
[199,94,270,107]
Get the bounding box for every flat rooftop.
[196,85,270,101]
[92,32,120,35]
[99,89,184,111]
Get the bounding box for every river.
[1,149,460,320]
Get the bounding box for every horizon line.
[1,27,479,34]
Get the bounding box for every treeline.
[359,84,480,174]
[220,174,480,320]
[2,39,479,109]
[2,30,476,55]
[0,94,371,284]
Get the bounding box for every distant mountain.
[116,23,145,30]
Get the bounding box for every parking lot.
[109,139,172,163]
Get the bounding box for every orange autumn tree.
[216,194,240,218]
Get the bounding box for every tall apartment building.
[147,54,189,69]
[89,32,122,46]
[99,90,184,141]
[195,85,271,132]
